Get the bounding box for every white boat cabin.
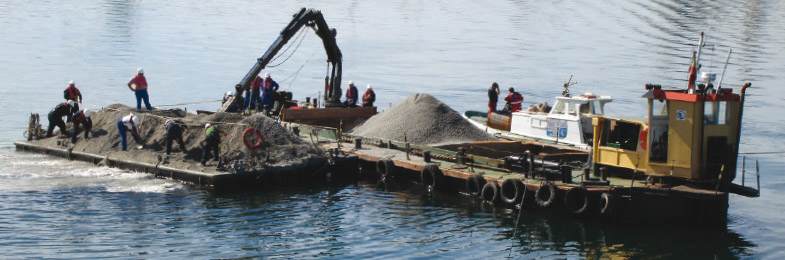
[509,93,612,149]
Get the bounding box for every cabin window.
[551,101,565,115]
[652,99,668,117]
[567,103,578,115]
[591,100,604,115]
[601,120,641,151]
[704,101,728,125]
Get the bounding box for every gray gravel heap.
[350,93,497,145]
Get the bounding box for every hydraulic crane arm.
[226,8,343,112]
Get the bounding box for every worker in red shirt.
[127,68,152,110]
[362,84,376,107]
[245,74,262,111]
[503,87,524,113]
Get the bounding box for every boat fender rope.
[501,178,525,205]
[564,187,590,215]
[242,127,264,150]
[481,182,500,204]
[535,183,557,208]
[466,175,486,197]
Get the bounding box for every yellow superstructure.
[592,84,749,182]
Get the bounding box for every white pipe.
[717,49,732,89]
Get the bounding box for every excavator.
[221,8,345,113]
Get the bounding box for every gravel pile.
[33,104,323,171]
[350,93,497,145]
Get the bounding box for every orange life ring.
[242,127,264,149]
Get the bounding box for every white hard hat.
[264,72,270,78]
[205,123,211,129]
[132,115,140,125]
[367,84,372,89]
[348,81,354,86]
[137,68,144,74]
[226,91,234,96]
[66,100,75,107]
[83,109,90,118]
[69,80,75,85]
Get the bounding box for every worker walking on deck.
[127,68,152,110]
[70,109,92,144]
[260,73,279,111]
[117,113,142,151]
[362,84,375,107]
[488,82,500,116]
[46,100,76,138]
[246,74,262,112]
[165,119,189,155]
[343,81,358,107]
[201,123,227,166]
[503,87,524,113]
[64,80,82,112]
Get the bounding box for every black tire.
[535,183,557,208]
[564,187,590,215]
[500,178,525,205]
[376,159,395,178]
[421,164,443,189]
[481,182,500,204]
[466,175,486,197]
[599,192,614,216]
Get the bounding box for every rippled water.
[1,0,784,258]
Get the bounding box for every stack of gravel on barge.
[15,104,355,190]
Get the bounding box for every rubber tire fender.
[535,183,557,208]
[421,164,443,189]
[481,182,500,204]
[599,192,614,216]
[376,159,395,178]
[466,175,487,197]
[564,187,590,215]
[242,127,264,149]
[500,178,525,205]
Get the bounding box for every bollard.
[600,167,608,181]
[354,138,362,149]
[561,165,572,183]
[584,168,590,181]
[424,151,431,162]
[528,152,535,179]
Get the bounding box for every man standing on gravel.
[127,68,152,110]
[201,123,226,166]
[165,119,189,155]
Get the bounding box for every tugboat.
[464,76,612,149]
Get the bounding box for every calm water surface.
[1,0,784,258]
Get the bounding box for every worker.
[503,87,524,113]
[201,123,227,166]
[164,119,189,155]
[127,68,152,110]
[64,80,82,112]
[223,91,234,105]
[247,74,262,111]
[117,113,142,151]
[362,84,376,107]
[46,100,75,138]
[70,109,92,144]
[343,81,358,107]
[260,73,279,111]
[487,82,500,116]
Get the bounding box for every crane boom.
[224,8,343,112]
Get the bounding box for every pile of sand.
[350,93,497,145]
[33,104,323,171]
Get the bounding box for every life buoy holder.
[466,175,486,197]
[481,182,500,204]
[421,164,444,189]
[242,127,264,149]
[564,187,590,215]
[501,178,525,205]
[376,159,395,178]
[535,183,557,208]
